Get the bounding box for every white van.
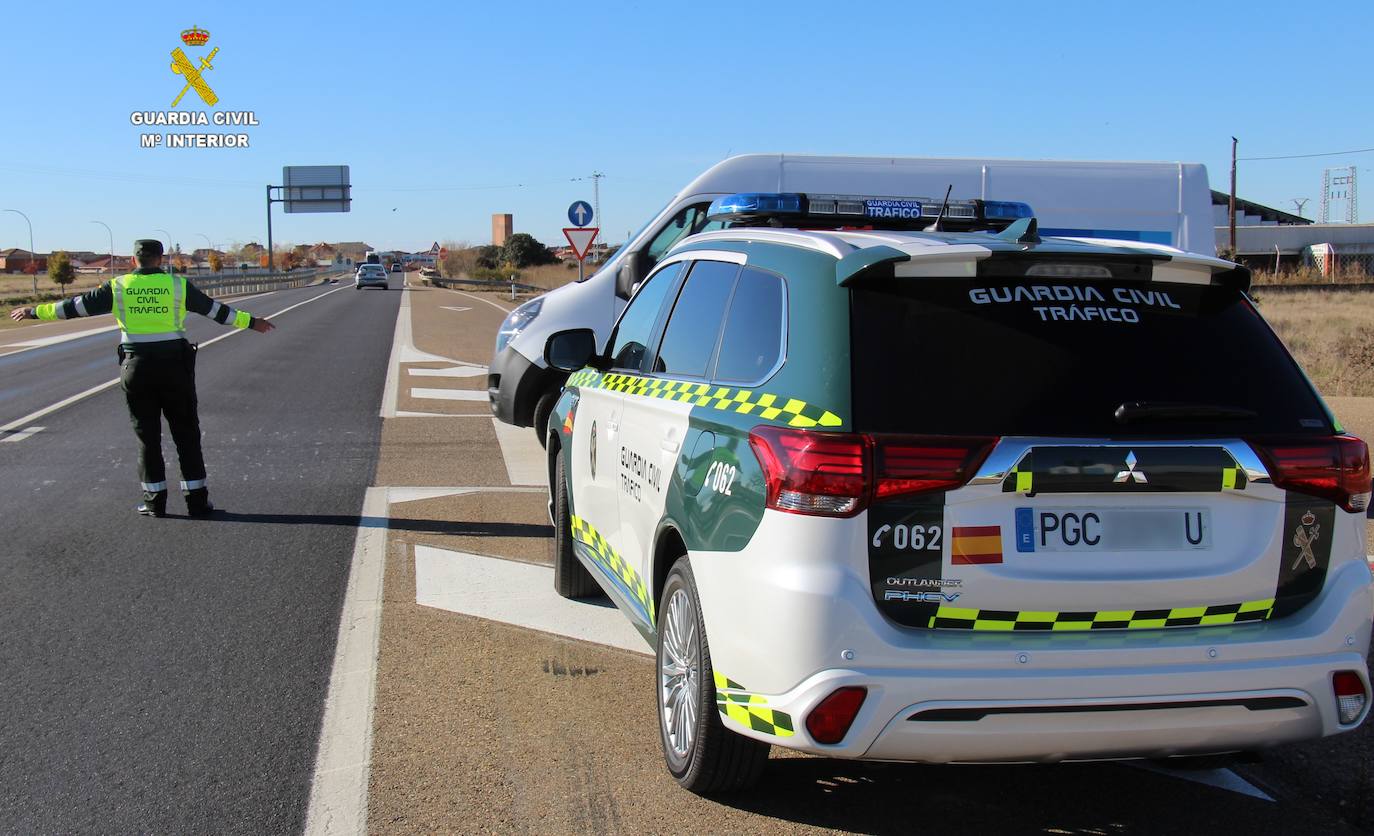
[487,153,1215,441]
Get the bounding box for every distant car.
[390,263,402,273]
[355,264,389,290]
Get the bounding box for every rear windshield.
[850,279,1331,437]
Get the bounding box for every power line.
[1239,146,1374,162]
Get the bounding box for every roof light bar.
[706,192,1033,232]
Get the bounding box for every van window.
[653,261,739,378]
[607,261,684,371]
[642,203,724,273]
[850,279,1332,437]
[714,268,785,383]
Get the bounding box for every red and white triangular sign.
[563,227,599,260]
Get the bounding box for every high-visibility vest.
[112,271,187,343]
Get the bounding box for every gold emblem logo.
[170,26,218,108]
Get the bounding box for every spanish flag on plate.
[951,525,1003,565]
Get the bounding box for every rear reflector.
[806,686,867,744]
[748,428,998,517]
[1334,671,1368,725]
[1249,435,1371,513]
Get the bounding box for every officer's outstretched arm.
[184,281,273,333]
[26,281,116,322]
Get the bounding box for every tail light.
[1333,671,1368,725]
[1249,435,1371,513]
[748,427,997,517]
[749,427,866,516]
[806,686,867,744]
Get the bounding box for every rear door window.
[850,279,1332,437]
[652,261,739,378]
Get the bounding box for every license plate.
[1014,507,1211,552]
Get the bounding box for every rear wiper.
[1114,401,1258,424]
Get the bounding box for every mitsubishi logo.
[1114,451,1148,484]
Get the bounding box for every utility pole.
[1229,136,1238,256]
[1291,198,1309,219]
[591,171,604,258]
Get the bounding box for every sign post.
[563,227,599,282]
[266,165,351,270]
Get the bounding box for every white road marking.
[407,366,486,378]
[388,485,543,504]
[5,324,118,350]
[1,426,44,443]
[393,411,491,418]
[439,306,472,313]
[446,288,515,314]
[1127,762,1274,802]
[304,486,389,836]
[0,284,349,436]
[410,388,486,402]
[413,545,649,655]
[491,417,546,486]
[381,289,479,418]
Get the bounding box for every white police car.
[542,192,1373,793]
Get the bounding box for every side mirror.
[545,328,598,372]
[615,254,642,300]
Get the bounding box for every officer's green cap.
[134,239,164,258]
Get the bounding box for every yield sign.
[562,227,599,261]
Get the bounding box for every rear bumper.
[748,655,1366,763]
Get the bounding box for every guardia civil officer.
[9,239,275,516]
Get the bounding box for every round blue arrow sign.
[567,200,594,227]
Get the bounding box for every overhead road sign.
[283,165,351,214]
[563,228,599,261]
[568,201,594,227]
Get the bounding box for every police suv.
[542,192,1373,793]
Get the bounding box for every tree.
[47,251,75,290]
[291,244,314,269]
[208,251,223,273]
[502,233,556,268]
[474,244,503,270]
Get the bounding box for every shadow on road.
[174,510,551,539]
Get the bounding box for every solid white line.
[413,544,649,655]
[393,410,491,418]
[0,283,349,436]
[491,417,547,486]
[447,288,514,314]
[388,485,544,504]
[5,324,119,351]
[0,426,44,443]
[410,387,486,402]
[1127,762,1274,802]
[304,486,389,836]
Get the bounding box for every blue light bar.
[982,200,1035,220]
[707,192,804,218]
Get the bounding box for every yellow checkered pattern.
[569,514,654,620]
[929,598,1275,631]
[565,369,842,429]
[713,671,794,737]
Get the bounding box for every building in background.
[492,214,513,246]
[1211,191,1374,274]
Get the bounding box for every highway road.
[1,276,1371,834]
[0,279,398,833]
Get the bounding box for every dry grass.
[1,273,109,306]
[1251,265,1373,286]
[1256,290,1374,396]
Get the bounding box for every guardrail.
[193,267,344,298]
[418,274,545,296]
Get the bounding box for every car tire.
[658,556,769,794]
[533,390,560,449]
[552,454,600,599]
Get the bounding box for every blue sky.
[2,0,1370,256]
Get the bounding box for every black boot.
[186,487,216,517]
[136,490,168,517]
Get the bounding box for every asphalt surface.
[0,280,399,833]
